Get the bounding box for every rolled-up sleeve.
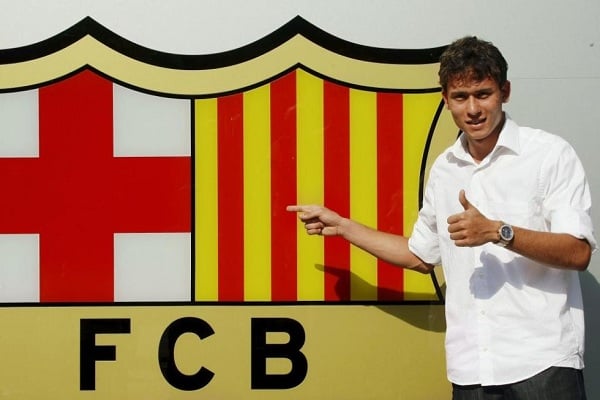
[409,219,442,265]
[408,176,442,264]
[542,142,597,251]
[551,207,597,251]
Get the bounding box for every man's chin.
[463,128,492,141]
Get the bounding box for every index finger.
[287,205,321,221]
[286,205,307,213]
[447,213,461,225]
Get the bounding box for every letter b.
[251,317,308,389]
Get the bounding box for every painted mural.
[0,17,455,398]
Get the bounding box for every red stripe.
[112,157,191,233]
[217,94,245,301]
[376,92,405,301]
[38,71,114,301]
[0,159,41,233]
[323,81,351,301]
[270,72,298,301]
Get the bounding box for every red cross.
[0,70,191,302]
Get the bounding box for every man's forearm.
[337,218,432,272]
[506,226,591,271]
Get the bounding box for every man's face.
[442,76,510,143]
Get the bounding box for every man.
[288,36,595,399]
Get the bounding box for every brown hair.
[438,36,508,92]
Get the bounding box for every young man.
[288,36,595,399]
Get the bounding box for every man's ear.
[501,80,511,103]
[442,90,449,107]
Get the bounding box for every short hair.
[438,36,508,92]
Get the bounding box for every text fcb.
[80,317,307,391]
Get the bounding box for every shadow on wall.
[317,263,447,333]
[581,270,600,399]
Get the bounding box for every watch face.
[501,225,513,240]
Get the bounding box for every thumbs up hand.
[447,190,500,247]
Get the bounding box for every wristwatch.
[497,222,514,247]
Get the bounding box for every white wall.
[1,0,599,395]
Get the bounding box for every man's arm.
[287,205,434,273]
[507,228,591,271]
[447,190,592,271]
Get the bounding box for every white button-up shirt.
[408,117,596,386]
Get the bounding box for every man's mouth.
[467,118,486,126]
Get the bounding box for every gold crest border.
[0,17,446,96]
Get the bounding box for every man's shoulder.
[426,145,458,182]
[516,123,572,151]
[431,144,455,165]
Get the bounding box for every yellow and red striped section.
[195,69,441,302]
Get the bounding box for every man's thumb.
[459,190,472,210]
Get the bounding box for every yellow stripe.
[194,99,219,301]
[296,70,324,301]
[402,92,442,300]
[243,85,272,301]
[349,89,378,300]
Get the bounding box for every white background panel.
[113,84,191,157]
[114,233,191,301]
[0,234,39,302]
[0,90,38,157]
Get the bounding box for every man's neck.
[467,113,506,163]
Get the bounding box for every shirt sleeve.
[408,169,442,264]
[541,141,597,251]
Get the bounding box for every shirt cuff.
[551,207,597,252]
[408,224,442,265]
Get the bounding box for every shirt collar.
[449,114,521,164]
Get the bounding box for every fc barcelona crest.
[0,17,454,304]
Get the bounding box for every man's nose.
[466,97,481,115]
